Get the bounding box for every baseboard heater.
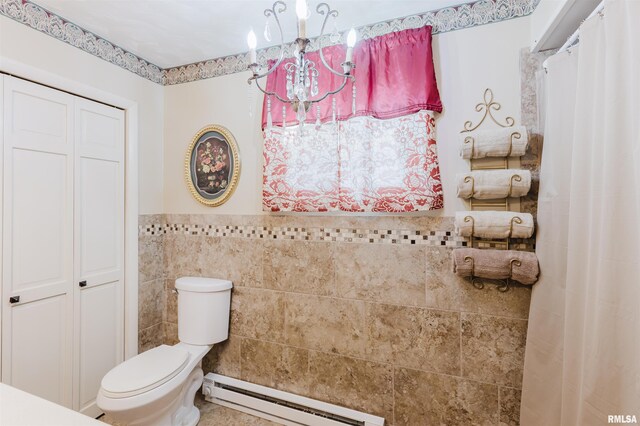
[203,373,385,426]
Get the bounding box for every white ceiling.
[32,0,466,68]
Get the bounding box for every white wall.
[163,16,531,216]
[433,16,529,216]
[0,13,532,216]
[163,74,264,215]
[0,16,164,214]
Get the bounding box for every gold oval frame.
[184,124,241,207]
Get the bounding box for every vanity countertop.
[0,383,103,425]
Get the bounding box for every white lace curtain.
[262,110,443,212]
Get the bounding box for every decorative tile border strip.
[139,223,535,250]
[1,0,163,83]
[2,0,539,86]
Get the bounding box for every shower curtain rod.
[558,0,605,53]
[543,0,604,73]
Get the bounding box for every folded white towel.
[460,126,529,159]
[456,169,531,199]
[455,211,534,239]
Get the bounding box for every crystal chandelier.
[246,0,357,124]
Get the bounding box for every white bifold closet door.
[73,98,125,417]
[0,76,124,417]
[1,76,75,407]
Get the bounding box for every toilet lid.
[101,345,189,398]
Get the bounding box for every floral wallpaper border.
[1,0,540,86]
[163,0,541,86]
[1,0,164,84]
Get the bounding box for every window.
[262,26,444,213]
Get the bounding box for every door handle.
[79,280,87,287]
[9,296,20,304]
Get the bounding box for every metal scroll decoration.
[462,88,515,132]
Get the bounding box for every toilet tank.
[175,277,233,345]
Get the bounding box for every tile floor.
[100,392,280,425]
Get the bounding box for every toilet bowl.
[97,277,232,426]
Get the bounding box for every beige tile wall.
[138,214,165,352]
[138,214,531,425]
[134,47,548,426]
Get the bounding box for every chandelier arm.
[251,1,288,80]
[316,3,352,78]
[254,78,291,104]
[309,75,353,104]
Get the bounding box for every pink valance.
[261,26,442,128]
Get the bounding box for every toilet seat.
[101,345,190,399]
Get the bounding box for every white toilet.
[97,277,232,426]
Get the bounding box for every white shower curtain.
[521,0,640,425]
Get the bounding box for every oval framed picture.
[185,125,240,207]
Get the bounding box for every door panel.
[9,295,69,404]
[79,158,120,279]
[78,107,121,160]
[11,87,69,154]
[74,98,124,416]
[11,149,69,293]
[1,77,74,409]
[78,282,121,413]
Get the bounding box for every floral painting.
[195,137,230,194]
[186,125,240,206]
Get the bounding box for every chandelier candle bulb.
[247,30,257,64]
[296,0,308,39]
[298,20,307,40]
[345,28,357,64]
